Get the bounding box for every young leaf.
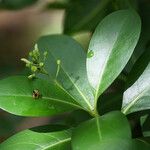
[72,111,146,150]
[86,10,141,104]
[122,63,150,114]
[38,35,94,113]
[0,125,71,150]
[0,76,82,116]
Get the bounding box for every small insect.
[32,89,41,99]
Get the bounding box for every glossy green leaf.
[38,35,94,112]
[72,138,150,150]
[122,63,150,114]
[0,76,82,116]
[86,10,141,104]
[0,125,71,150]
[64,0,111,34]
[72,111,148,150]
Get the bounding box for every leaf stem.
[88,107,99,117]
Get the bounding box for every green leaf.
[0,125,71,150]
[0,76,82,116]
[59,110,92,127]
[0,0,38,10]
[86,10,141,104]
[73,138,150,150]
[72,111,148,150]
[122,63,150,114]
[64,0,111,34]
[38,35,94,113]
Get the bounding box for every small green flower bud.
[33,49,37,55]
[26,63,31,68]
[32,57,37,63]
[28,74,36,79]
[39,62,44,67]
[33,49,40,60]
[21,58,31,64]
[34,44,38,51]
[57,59,61,65]
[31,66,37,72]
[21,45,48,79]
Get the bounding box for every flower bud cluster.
[21,44,48,79]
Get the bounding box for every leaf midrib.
[42,137,71,150]
[0,94,83,109]
[94,16,128,104]
[55,80,83,108]
[122,86,150,114]
[96,117,102,141]
[0,138,71,150]
[49,51,93,110]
